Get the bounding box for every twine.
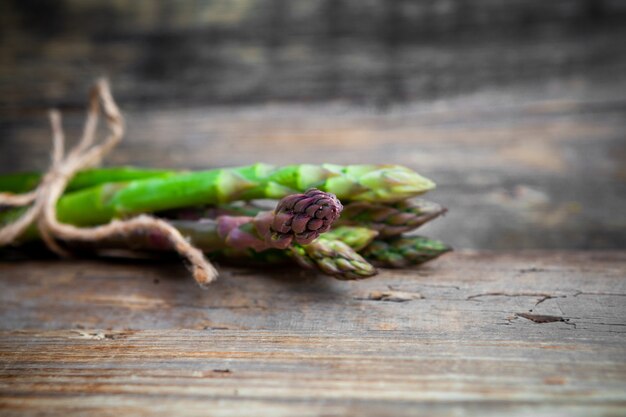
[0,79,218,287]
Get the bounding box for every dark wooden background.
[1,0,625,250]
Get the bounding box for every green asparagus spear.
[0,172,41,194]
[0,164,434,200]
[336,199,447,236]
[322,226,379,251]
[288,237,377,280]
[361,236,452,267]
[1,164,434,227]
[169,222,446,274]
[209,229,447,274]
[161,223,373,258]
[0,167,175,194]
[161,198,446,237]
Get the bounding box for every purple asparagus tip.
[271,189,343,245]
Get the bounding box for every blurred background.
[0,0,625,250]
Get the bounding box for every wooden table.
[1,252,625,416]
[1,1,626,415]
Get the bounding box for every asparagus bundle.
[1,164,450,280]
[0,81,449,285]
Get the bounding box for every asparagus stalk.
[1,164,434,227]
[162,198,446,237]
[361,236,452,267]
[181,224,446,272]
[0,167,174,194]
[288,237,377,280]
[191,226,379,280]
[204,228,449,273]
[0,164,434,199]
[169,224,376,260]
[320,226,379,251]
[335,199,447,236]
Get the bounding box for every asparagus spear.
[361,236,452,267]
[336,199,447,236]
[167,224,376,259]
[288,237,377,280]
[1,164,434,227]
[0,167,174,194]
[187,226,378,280]
[153,224,376,257]
[162,198,446,237]
[204,227,449,273]
[321,226,379,251]
[179,224,446,272]
[0,164,434,200]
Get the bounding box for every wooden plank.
[1,0,625,110]
[0,252,625,416]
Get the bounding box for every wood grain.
[1,251,625,416]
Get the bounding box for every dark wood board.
[0,251,625,416]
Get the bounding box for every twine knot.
[0,79,217,287]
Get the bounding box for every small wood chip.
[358,290,424,302]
